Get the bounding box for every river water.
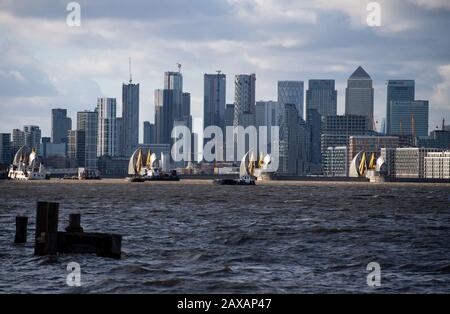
[0,180,449,293]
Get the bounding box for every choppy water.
[0,179,449,293]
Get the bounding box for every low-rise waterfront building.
[424,151,450,179]
[323,146,348,177]
[348,135,399,168]
[381,147,440,178]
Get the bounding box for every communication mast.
[176,63,182,73]
[129,57,133,84]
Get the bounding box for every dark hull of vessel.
[126,176,180,182]
[214,179,255,186]
[146,176,180,182]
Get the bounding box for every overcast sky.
[1,0,450,140]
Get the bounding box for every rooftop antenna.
[216,70,222,75]
[176,63,182,73]
[129,57,133,84]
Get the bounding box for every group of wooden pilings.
[14,202,122,259]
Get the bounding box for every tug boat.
[126,147,180,182]
[8,146,49,181]
[214,151,270,185]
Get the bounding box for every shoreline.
[0,177,449,186]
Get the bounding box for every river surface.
[0,179,449,293]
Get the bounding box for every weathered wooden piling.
[28,201,122,259]
[58,232,122,259]
[34,201,59,256]
[14,216,28,243]
[65,214,84,233]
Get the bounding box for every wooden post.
[65,214,84,233]
[14,216,28,244]
[34,202,59,256]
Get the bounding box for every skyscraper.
[321,115,373,159]
[164,71,183,91]
[0,133,11,164]
[278,81,304,119]
[12,129,25,155]
[278,103,310,175]
[305,80,337,117]
[345,66,374,128]
[224,104,235,128]
[51,109,72,144]
[155,89,175,144]
[386,80,415,135]
[181,92,191,120]
[389,100,429,137]
[77,110,98,170]
[155,70,191,145]
[204,73,226,130]
[67,129,85,167]
[97,98,117,157]
[122,81,139,157]
[143,121,156,144]
[307,109,322,169]
[23,125,42,153]
[256,101,279,153]
[234,74,256,128]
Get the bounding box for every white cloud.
[226,0,318,24]
[431,64,450,109]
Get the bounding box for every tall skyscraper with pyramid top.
[345,66,374,129]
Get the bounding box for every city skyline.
[1,0,450,139]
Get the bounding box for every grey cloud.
[0,41,57,97]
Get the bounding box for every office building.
[234,74,256,128]
[278,103,310,175]
[416,130,450,150]
[121,81,139,157]
[323,146,348,177]
[77,110,98,170]
[306,80,337,117]
[256,101,279,153]
[307,109,322,169]
[0,133,12,164]
[321,115,372,159]
[381,147,439,178]
[278,81,304,119]
[386,80,415,134]
[12,129,25,157]
[51,108,72,145]
[345,66,374,128]
[143,121,156,144]
[225,104,235,128]
[389,100,429,137]
[23,125,42,154]
[424,151,450,179]
[68,130,86,167]
[204,73,226,130]
[155,71,191,145]
[97,98,117,157]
